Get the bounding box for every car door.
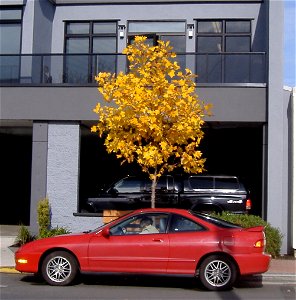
[87,213,170,273]
[167,213,215,275]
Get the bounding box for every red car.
[15,208,270,291]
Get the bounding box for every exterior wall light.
[187,24,194,38]
[118,24,126,38]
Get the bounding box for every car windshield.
[190,211,242,229]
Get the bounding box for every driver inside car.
[139,217,159,234]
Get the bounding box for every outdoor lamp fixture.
[187,24,194,38]
[118,24,126,38]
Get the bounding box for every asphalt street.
[1,272,295,300]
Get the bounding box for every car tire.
[41,251,79,286]
[199,255,237,291]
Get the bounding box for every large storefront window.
[64,21,117,83]
[196,20,256,83]
[0,7,22,83]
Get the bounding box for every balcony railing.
[0,52,266,85]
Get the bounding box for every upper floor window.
[128,21,186,70]
[0,7,22,83]
[64,21,117,83]
[195,19,260,84]
[196,20,251,53]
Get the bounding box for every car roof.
[131,208,190,215]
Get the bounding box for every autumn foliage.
[92,36,211,207]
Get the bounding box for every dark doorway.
[0,130,32,225]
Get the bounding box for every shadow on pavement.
[19,273,263,290]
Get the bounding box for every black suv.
[85,175,251,214]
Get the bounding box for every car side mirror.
[102,227,110,238]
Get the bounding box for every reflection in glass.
[197,21,222,33]
[129,21,185,33]
[225,21,251,33]
[196,54,222,83]
[197,37,222,53]
[225,54,250,83]
[0,24,21,54]
[94,22,117,34]
[226,36,250,52]
[66,23,89,34]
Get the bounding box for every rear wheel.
[199,255,237,291]
[41,251,78,286]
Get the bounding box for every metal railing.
[0,52,266,85]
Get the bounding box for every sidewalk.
[0,225,295,284]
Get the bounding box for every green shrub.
[15,224,35,245]
[211,212,283,258]
[37,197,50,237]
[38,226,71,239]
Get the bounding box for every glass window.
[114,178,144,193]
[0,8,22,83]
[67,23,89,34]
[129,21,185,33]
[0,8,22,20]
[226,21,251,33]
[66,38,89,53]
[0,24,21,54]
[196,20,251,53]
[110,213,169,235]
[191,212,241,229]
[215,177,239,190]
[197,36,222,52]
[94,22,117,34]
[197,21,222,33]
[188,177,213,190]
[64,21,117,83]
[93,37,116,53]
[169,214,205,233]
[225,36,250,52]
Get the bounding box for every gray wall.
[0,86,266,122]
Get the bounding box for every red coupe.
[15,208,270,291]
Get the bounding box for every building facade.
[0,0,292,254]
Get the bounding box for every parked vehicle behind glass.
[85,175,252,214]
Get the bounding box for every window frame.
[63,20,118,83]
[196,19,252,53]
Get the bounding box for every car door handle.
[152,238,163,242]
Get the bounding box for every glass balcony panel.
[250,54,265,83]
[196,54,222,83]
[64,55,89,83]
[0,53,266,85]
[225,54,250,83]
[0,55,19,83]
[92,54,117,79]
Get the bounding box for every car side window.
[113,178,144,193]
[169,214,205,233]
[109,213,169,235]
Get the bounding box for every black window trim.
[195,18,253,53]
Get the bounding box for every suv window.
[188,177,213,190]
[214,177,239,189]
[113,177,144,193]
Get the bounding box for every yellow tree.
[92,36,211,208]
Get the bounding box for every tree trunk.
[151,172,157,209]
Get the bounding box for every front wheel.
[199,255,237,291]
[41,251,78,286]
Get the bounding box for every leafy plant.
[38,226,71,239]
[15,224,35,245]
[92,36,212,208]
[211,212,283,258]
[37,197,50,237]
